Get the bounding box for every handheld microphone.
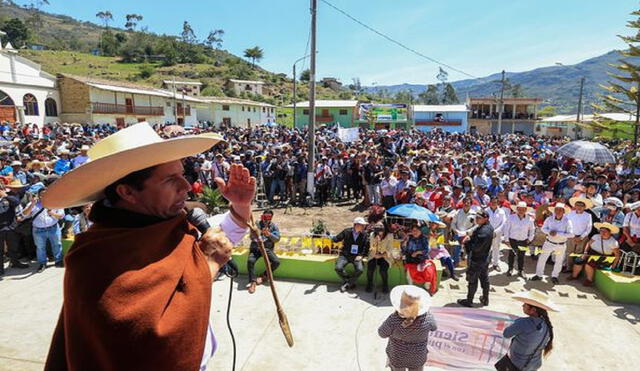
[187,207,239,277]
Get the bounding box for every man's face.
[354,223,365,233]
[122,161,191,219]
[575,202,585,213]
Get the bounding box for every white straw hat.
[390,285,431,317]
[512,289,560,312]
[42,123,223,208]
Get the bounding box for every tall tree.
[181,21,197,44]
[511,83,524,97]
[1,18,30,48]
[394,90,415,105]
[204,29,224,49]
[593,9,640,147]
[299,69,311,82]
[124,14,143,32]
[442,83,459,104]
[96,10,113,29]
[418,84,439,104]
[243,46,264,68]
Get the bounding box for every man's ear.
[115,184,138,204]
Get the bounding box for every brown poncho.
[45,201,212,371]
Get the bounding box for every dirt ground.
[252,201,368,235]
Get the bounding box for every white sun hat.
[390,285,432,317]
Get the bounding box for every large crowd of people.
[2,120,640,284]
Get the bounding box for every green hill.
[0,1,345,104]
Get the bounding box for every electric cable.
[223,264,239,371]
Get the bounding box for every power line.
[319,0,482,80]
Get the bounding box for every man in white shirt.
[451,197,477,267]
[503,201,535,277]
[564,197,593,272]
[532,203,574,284]
[379,167,398,210]
[622,201,640,253]
[485,197,507,271]
[23,191,65,272]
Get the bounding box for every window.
[262,107,266,113]
[23,94,38,116]
[253,107,256,112]
[245,85,252,91]
[44,98,57,117]
[166,101,171,107]
[222,105,230,111]
[339,109,348,115]
[303,109,309,115]
[242,106,245,112]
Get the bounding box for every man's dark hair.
[262,209,274,216]
[104,165,157,204]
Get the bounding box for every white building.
[226,79,265,96]
[197,97,276,129]
[537,113,636,139]
[0,42,60,126]
[58,74,204,128]
[161,80,203,97]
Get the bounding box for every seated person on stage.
[427,221,458,281]
[333,217,369,292]
[402,223,437,294]
[366,222,394,293]
[247,209,281,294]
[568,222,621,287]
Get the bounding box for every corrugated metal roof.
[541,113,636,123]
[199,96,275,107]
[228,79,265,84]
[286,100,358,108]
[413,104,468,112]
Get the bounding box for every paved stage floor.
[1,256,639,371]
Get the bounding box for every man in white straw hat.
[332,216,369,292]
[568,222,621,286]
[41,123,255,371]
[498,289,558,371]
[532,203,573,284]
[378,285,437,371]
[503,201,535,278]
[564,197,593,273]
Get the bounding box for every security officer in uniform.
[457,209,494,307]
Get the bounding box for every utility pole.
[306,0,317,199]
[172,75,177,124]
[182,88,186,126]
[496,70,505,134]
[293,63,297,129]
[576,76,585,138]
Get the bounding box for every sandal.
[248,282,257,294]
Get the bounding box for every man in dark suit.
[458,209,494,307]
[333,217,369,292]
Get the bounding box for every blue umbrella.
[387,203,441,222]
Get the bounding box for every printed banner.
[359,103,408,122]
[337,127,360,143]
[426,307,517,370]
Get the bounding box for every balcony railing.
[91,102,164,116]
[177,107,191,116]
[316,114,334,122]
[470,112,536,120]
[415,119,462,126]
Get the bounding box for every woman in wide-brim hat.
[378,285,437,371]
[568,222,621,286]
[497,289,558,371]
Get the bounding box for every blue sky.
[25,0,637,85]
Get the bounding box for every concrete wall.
[414,111,468,133]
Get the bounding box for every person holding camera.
[23,188,65,272]
[0,184,30,275]
[247,209,281,294]
[457,209,494,307]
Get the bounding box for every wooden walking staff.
[246,214,294,347]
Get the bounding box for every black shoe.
[10,261,29,269]
[340,282,349,292]
[506,270,513,277]
[480,296,489,306]
[36,264,46,273]
[365,284,373,293]
[450,274,459,281]
[551,277,559,285]
[54,261,64,268]
[457,299,473,307]
[530,275,542,281]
